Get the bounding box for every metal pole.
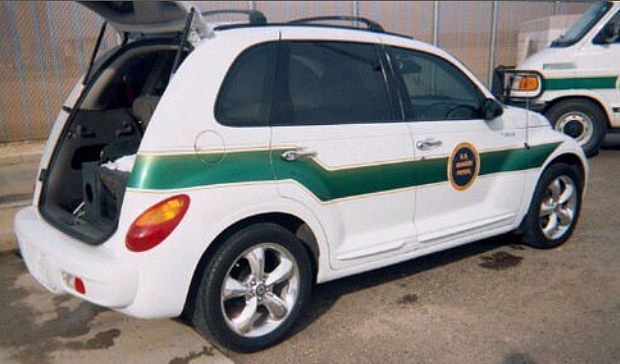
[248,1,256,11]
[433,1,440,46]
[488,1,499,87]
[554,1,561,15]
[352,1,360,28]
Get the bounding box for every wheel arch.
[181,212,321,320]
[518,154,586,248]
[544,152,587,188]
[516,150,587,236]
[542,95,612,129]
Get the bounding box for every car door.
[270,37,417,270]
[387,46,528,245]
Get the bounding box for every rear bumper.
[14,207,138,309]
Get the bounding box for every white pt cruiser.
[15,1,588,352]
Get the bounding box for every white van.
[499,0,620,157]
[15,1,588,352]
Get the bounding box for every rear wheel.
[521,163,583,249]
[192,224,312,352]
[545,99,607,157]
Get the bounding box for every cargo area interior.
[39,43,184,243]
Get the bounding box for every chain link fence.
[0,1,590,143]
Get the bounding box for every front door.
[580,8,620,124]
[269,38,417,270]
[386,46,528,245]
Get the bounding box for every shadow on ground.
[288,233,524,339]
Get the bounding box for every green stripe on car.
[545,76,618,91]
[128,143,560,201]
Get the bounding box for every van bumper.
[14,207,138,309]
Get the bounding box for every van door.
[581,8,620,124]
[270,38,417,270]
[387,46,528,246]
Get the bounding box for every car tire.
[192,223,312,353]
[544,99,607,158]
[520,163,583,249]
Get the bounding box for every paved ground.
[0,141,44,252]
[0,253,234,364]
[0,137,619,364]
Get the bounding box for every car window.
[272,41,393,126]
[389,47,483,121]
[216,42,277,127]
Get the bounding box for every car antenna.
[525,87,531,149]
[169,8,196,84]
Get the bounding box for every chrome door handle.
[416,139,443,151]
[281,149,318,162]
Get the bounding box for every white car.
[15,1,588,352]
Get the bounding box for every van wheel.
[192,224,312,353]
[545,99,607,157]
[520,164,582,249]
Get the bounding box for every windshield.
[551,1,612,48]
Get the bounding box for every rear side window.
[389,47,483,121]
[273,41,393,126]
[216,42,277,127]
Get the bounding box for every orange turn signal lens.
[517,75,540,92]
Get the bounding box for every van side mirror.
[482,98,504,120]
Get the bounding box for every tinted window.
[389,47,483,121]
[273,41,392,126]
[216,43,277,127]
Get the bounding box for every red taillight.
[75,278,86,294]
[63,272,86,294]
[126,194,190,252]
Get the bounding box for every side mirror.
[482,98,504,120]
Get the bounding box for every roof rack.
[287,16,384,33]
[201,9,267,26]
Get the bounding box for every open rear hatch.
[38,1,204,244]
[78,1,207,37]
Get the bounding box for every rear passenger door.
[270,37,418,270]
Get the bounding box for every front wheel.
[520,163,583,249]
[192,224,312,352]
[545,99,607,158]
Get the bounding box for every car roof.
[207,23,447,61]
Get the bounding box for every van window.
[272,41,392,126]
[551,1,612,48]
[216,42,277,127]
[389,47,483,121]
[596,10,620,44]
